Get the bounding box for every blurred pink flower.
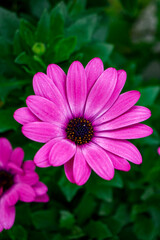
[14,58,153,185]
[0,138,49,232]
[157,147,160,155]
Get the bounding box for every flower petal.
[7,162,23,175]
[16,183,36,202]
[85,58,104,93]
[93,90,141,126]
[0,138,12,168]
[34,138,62,167]
[34,194,49,202]
[13,107,39,125]
[97,70,127,118]
[94,137,142,164]
[26,95,66,126]
[34,182,48,196]
[84,68,117,120]
[49,139,76,166]
[73,147,91,185]
[0,223,3,232]
[10,147,24,167]
[23,160,36,172]
[66,61,87,117]
[64,158,75,184]
[47,63,66,98]
[0,199,15,230]
[82,142,114,180]
[14,172,39,185]
[96,106,151,131]
[95,124,153,139]
[106,151,131,171]
[22,122,63,143]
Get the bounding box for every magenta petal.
[95,124,153,139]
[66,61,87,117]
[94,137,142,164]
[0,200,15,230]
[49,139,76,166]
[26,95,66,126]
[13,107,39,125]
[106,151,131,171]
[0,138,12,168]
[34,182,48,195]
[34,194,49,202]
[7,162,23,175]
[73,147,91,185]
[0,223,3,232]
[82,142,114,180]
[10,147,24,167]
[97,70,127,118]
[97,106,151,131]
[85,58,104,93]
[34,138,62,167]
[84,68,117,120]
[93,90,141,126]
[3,186,19,206]
[22,122,63,143]
[15,172,39,185]
[23,160,36,172]
[64,158,75,184]
[16,183,36,202]
[47,64,66,98]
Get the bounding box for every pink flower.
[14,58,153,185]
[157,147,160,155]
[0,138,49,232]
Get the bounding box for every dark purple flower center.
[0,170,14,196]
[66,117,94,145]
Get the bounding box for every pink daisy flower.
[14,58,153,185]
[0,138,49,232]
[157,147,160,155]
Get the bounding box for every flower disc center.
[0,170,14,196]
[66,117,94,145]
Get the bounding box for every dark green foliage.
[0,0,160,239]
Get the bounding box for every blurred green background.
[0,0,160,239]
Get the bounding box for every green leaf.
[0,7,19,42]
[85,220,112,239]
[31,209,58,231]
[0,108,18,133]
[8,225,27,240]
[137,86,159,107]
[68,0,86,18]
[35,9,50,43]
[53,36,77,62]
[82,42,114,64]
[60,210,75,229]
[19,20,35,48]
[66,14,98,49]
[29,0,50,18]
[119,0,138,15]
[58,175,81,202]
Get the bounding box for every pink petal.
[47,63,66,98]
[33,72,70,117]
[64,158,75,184]
[10,147,24,167]
[95,124,153,139]
[22,122,63,143]
[26,95,66,126]
[84,68,117,120]
[23,160,36,172]
[14,172,39,186]
[34,182,48,196]
[34,194,49,202]
[49,139,76,166]
[94,137,142,164]
[0,223,3,232]
[66,61,87,117]
[13,107,39,125]
[96,106,151,131]
[16,183,36,202]
[3,186,19,206]
[97,70,127,118]
[7,162,23,175]
[85,58,104,93]
[157,147,160,155]
[82,142,114,180]
[106,151,131,171]
[93,90,141,126]
[34,138,62,167]
[0,138,12,168]
[73,147,91,185]
[0,199,15,230]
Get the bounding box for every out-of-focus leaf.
[68,0,86,18]
[35,9,50,43]
[85,220,112,239]
[8,225,27,240]
[0,7,19,42]
[138,86,159,106]
[29,0,50,18]
[19,20,35,48]
[0,108,18,132]
[119,0,138,15]
[60,210,75,229]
